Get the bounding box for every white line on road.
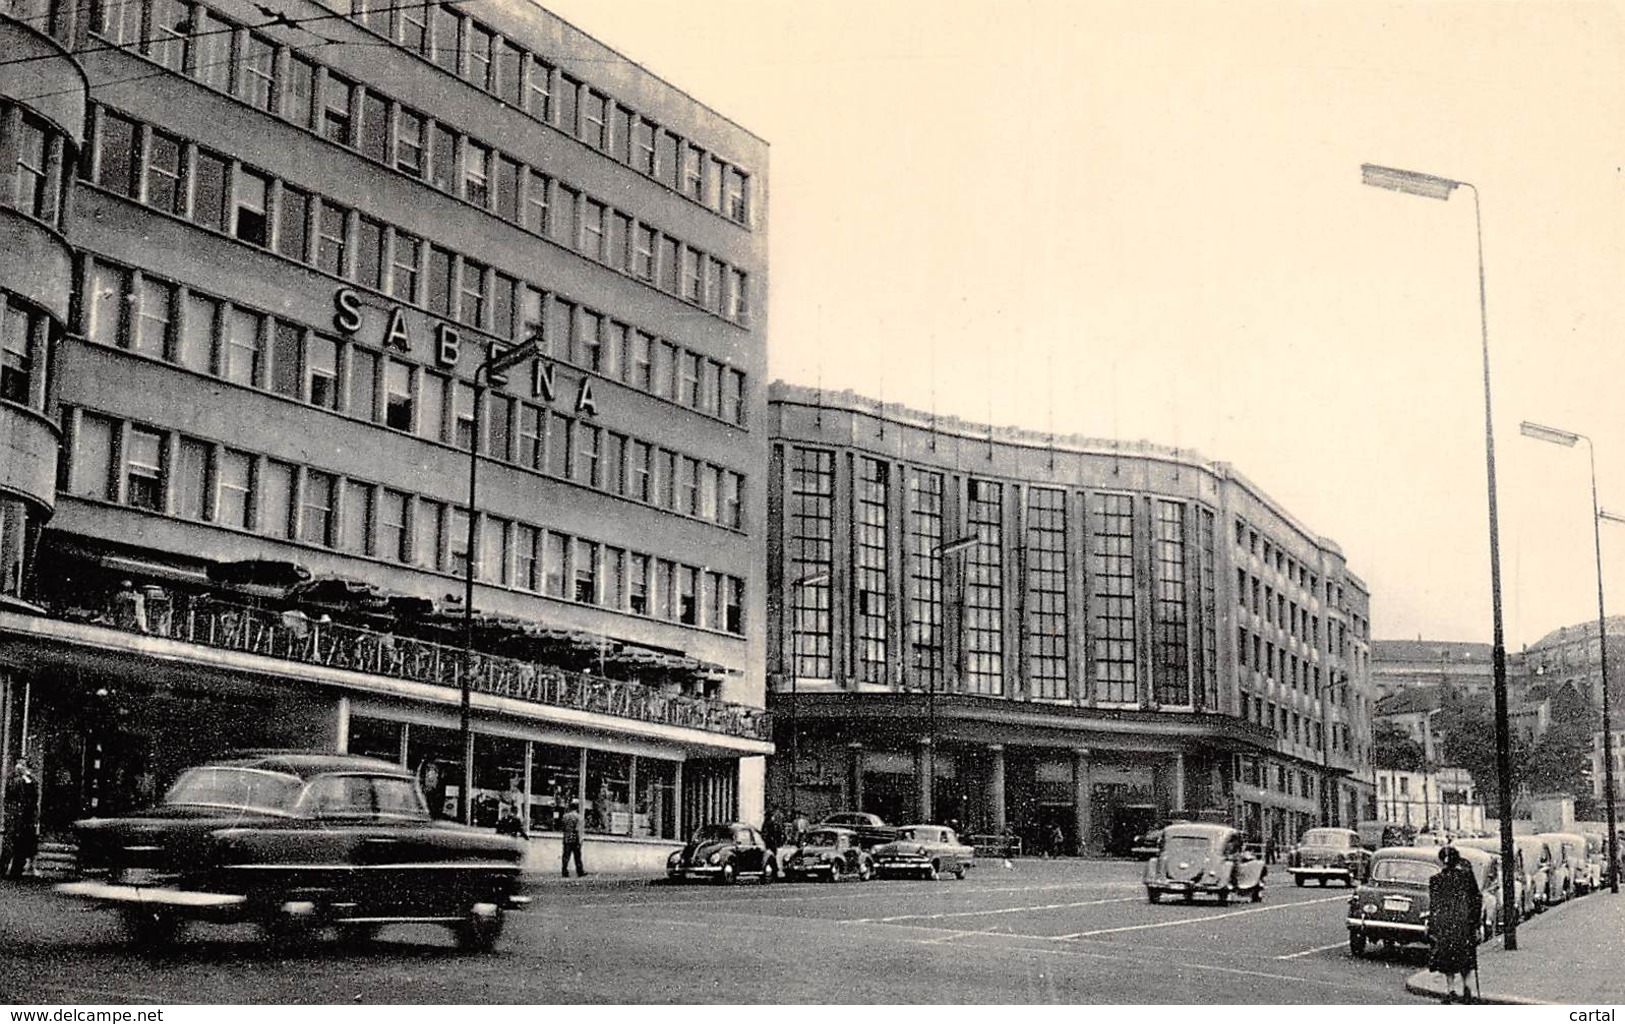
[574,879,1141,911]
[1275,941,1349,960]
[1054,894,1347,939]
[856,895,1142,924]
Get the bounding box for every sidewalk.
[1405,890,1625,1004]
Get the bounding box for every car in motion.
[784,826,875,882]
[666,823,779,884]
[1286,827,1370,887]
[871,824,975,880]
[1143,823,1266,905]
[1346,845,1501,956]
[55,752,528,950]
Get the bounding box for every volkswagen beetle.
[1143,823,1266,904]
[665,823,778,884]
[784,826,874,882]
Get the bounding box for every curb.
[1404,970,1547,1006]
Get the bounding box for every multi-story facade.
[1374,766,1485,833]
[1522,617,1624,713]
[1370,639,1494,701]
[0,0,769,871]
[766,385,1375,855]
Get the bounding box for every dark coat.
[1427,860,1482,975]
[5,774,39,859]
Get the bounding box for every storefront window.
[529,741,581,832]
[348,716,403,764]
[470,734,526,829]
[585,749,631,835]
[405,722,464,821]
[636,757,678,839]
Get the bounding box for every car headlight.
[915,846,927,856]
[708,851,723,865]
[667,852,681,866]
[1362,903,1377,914]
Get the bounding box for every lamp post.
[1521,420,1619,894]
[1362,163,1519,947]
[458,337,541,824]
[927,535,980,821]
[784,571,829,814]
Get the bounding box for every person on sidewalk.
[561,799,586,878]
[1427,845,1482,1004]
[3,760,39,879]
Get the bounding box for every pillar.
[988,743,1006,833]
[847,741,864,811]
[1172,752,1186,811]
[1072,747,1092,855]
[915,738,933,823]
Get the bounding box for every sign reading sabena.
[333,287,597,416]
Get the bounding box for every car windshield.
[163,767,303,815]
[693,825,734,843]
[1301,829,1350,847]
[1370,858,1440,884]
[1161,835,1211,859]
[898,827,936,842]
[802,829,841,847]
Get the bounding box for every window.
[547,412,571,478]
[217,448,252,528]
[725,167,749,224]
[681,144,704,199]
[723,471,743,529]
[307,334,338,408]
[1091,493,1137,704]
[632,225,655,281]
[580,89,607,149]
[573,423,600,487]
[554,184,578,247]
[378,489,408,561]
[463,141,490,207]
[574,308,601,370]
[463,22,493,90]
[431,4,459,72]
[628,554,649,614]
[1153,501,1191,707]
[283,54,315,129]
[143,129,183,216]
[964,480,1004,695]
[390,230,421,302]
[458,259,486,328]
[679,456,700,515]
[233,168,269,246]
[557,75,578,137]
[396,109,425,176]
[355,216,384,291]
[1027,488,1069,699]
[300,470,335,545]
[384,359,413,431]
[678,565,698,624]
[325,473,358,544]
[491,272,515,339]
[223,306,262,386]
[681,248,703,303]
[601,432,623,495]
[321,73,354,146]
[608,213,630,271]
[426,246,452,316]
[133,277,173,358]
[543,531,565,597]
[270,322,302,398]
[126,427,164,511]
[516,405,542,469]
[573,539,598,603]
[907,469,945,691]
[494,41,522,105]
[237,33,275,111]
[317,201,348,276]
[96,111,138,198]
[486,392,511,460]
[349,347,378,420]
[723,369,745,425]
[359,92,388,163]
[677,351,699,407]
[581,199,605,260]
[632,118,656,176]
[88,262,126,348]
[147,0,187,71]
[854,458,889,682]
[178,291,215,372]
[276,185,309,261]
[629,440,651,502]
[494,156,520,223]
[512,523,538,590]
[91,0,142,44]
[190,9,231,91]
[72,414,116,501]
[524,170,549,234]
[727,269,750,322]
[0,301,37,406]
[419,371,445,443]
[452,381,475,450]
[789,447,834,677]
[415,499,443,569]
[659,236,679,292]
[191,150,227,231]
[393,0,427,52]
[429,124,455,192]
[526,56,553,119]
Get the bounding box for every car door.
[300,773,392,916]
[734,827,763,875]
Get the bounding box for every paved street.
[0,860,1436,1004]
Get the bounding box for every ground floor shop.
[768,692,1370,856]
[0,609,769,875]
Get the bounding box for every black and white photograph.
[0,0,1621,1008]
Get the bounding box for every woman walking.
[1427,846,1482,1004]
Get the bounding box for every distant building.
[1373,689,1442,762]
[1370,640,1493,701]
[1374,766,1485,833]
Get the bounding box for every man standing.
[4,760,40,879]
[561,799,586,878]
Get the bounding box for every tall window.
[1090,493,1137,704]
[964,479,1004,695]
[378,489,408,561]
[223,307,261,386]
[233,169,268,246]
[132,277,173,358]
[301,469,336,546]
[908,470,944,693]
[1152,501,1191,707]
[217,449,252,528]
[788,447,834,679]
[317,201,348,276]
[125,428,164,511]
[237,33,275,110]
[1197,507,1219,711]
[396,109,425,176]
[321,73,354,146]
[854,458,889,683]
[276,185,309,261]
[173,439,209,520]
[1027,487,1069,699]
[144,130,183,215]
[0,301,37,406]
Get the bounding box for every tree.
[1434,684,1527,801]
[1374,721,1428,772]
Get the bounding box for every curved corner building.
[767,383,1374,854]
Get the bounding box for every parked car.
[1131,826,1169,858]
[784,827,875,882]
[55,752,528,950]
[1143,823,1266,905]
[1286,828,1370,887]
[665,823,779,884]
[1533,834,1573,906]
[815,811,899,850]
[1578,832,1608,894]
[1511,835,1553,915]
[1544,832,1593,896]
[1454,836,1530,921]
[871,824,975,880]
[1346,845,1501,957]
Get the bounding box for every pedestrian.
[1427,845,1482,1004]
[762,804,784,857]
[4,760,40,880]
[792,808,809,847]
[111,580,147,633]
[1048,824,1065,858]
[560,798,586,878]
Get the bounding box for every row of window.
[1237,625,1324,699]
[81,257,748,532]
[342,0,753,226]
[4,100,73,234]
[1237,568,1323,651]
[81,108,751,427]
[65,408,747,633]
[82,1,756,325]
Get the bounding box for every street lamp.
[457,335,542,824]
[1521,420,1619,894]
[784,570,829,814]
[1362,163,1519,947]
[925,535,980,821]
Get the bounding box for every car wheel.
[1250,885,1264,903]
[827,861,844,883]
[453,903,505,953]
[123,909,182,948]
[1345,876,1356,888]
[954,865,967,880]
[1294,875,1305,887]
[1182,892,1194,904]
[1348,930,1366,957]
[925,860,940,881]
[1216,888,1231,906]
[336,922,383,945]
[761,860,778,886]
[1146,888,1160,904]
[718,862,737,886]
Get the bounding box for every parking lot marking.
[1275,941,1349,960]
[1054,893,1347,939]
[856,894,1141,924]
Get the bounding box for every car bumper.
[56,881,248,914]
[875,857,933,870]
[1346,917,1429,940]
[785,863,835,877]
[1147,880,1224,893]
[1289,866,1354,879]
[668,865,727,880]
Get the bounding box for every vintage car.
[1131,827,1168,858]
[1532,834,1573,906]
[871,824,975,880]
[1549,832,1594,896]
[1577,832,1607,894]
[1143,823,1266,905]
[1286,827,1370,887]
[784,826,875,882]
[1346,845,1501,956]
[55,752,528,950]
[665,822,778,884]
[1454,836,1531,921]
[815,811,899,849]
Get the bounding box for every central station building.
[766,385,1375,854]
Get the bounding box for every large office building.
[766,385,1375,855]
[0,0,769,871]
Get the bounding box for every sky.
[538,0,1625,650]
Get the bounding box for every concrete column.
[847,742,865,810]
[1072,748,1093,855]
[1172,752,1186,811]
[915,738,933,823]
[988,744,1006,833]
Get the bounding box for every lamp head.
[1519,420,1581,448]
[1361,163,1460,201]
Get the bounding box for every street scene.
[3,0,1625,1008]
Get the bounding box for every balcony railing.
[47,597,771,743]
